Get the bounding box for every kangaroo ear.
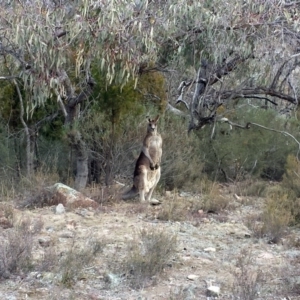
[154,115,160,122]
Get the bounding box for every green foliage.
[238,180,268,197]
[282,155,300,198]
[260,186,295,242]
[138,70,167,112]
[160,113,205,190]
[0,81,19,127]
[91,69,142,126]
[195,107,297,181]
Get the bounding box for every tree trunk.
[68,130,89,190]
[14,79,34,178]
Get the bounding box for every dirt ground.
[0,185,300,300]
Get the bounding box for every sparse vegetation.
[59,238,105,287]
[232,248,264,300]
[200,184,230,213]
[118,227,177,289]
[0,216,43,278]
[156,194,189,221]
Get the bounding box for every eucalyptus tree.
[0,0,160,187]
[0,0,300,187]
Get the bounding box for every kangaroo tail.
[122,186,139,200]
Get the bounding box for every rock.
[38,237,52,247]
[234,193,241,201]
[59,231,74,238]
[150,198,161,205]
[165,191,172,197]
[48,183,99,210]
[179,191,192,197]
[207,285,220,297]
[0,216,12,229]
[187,274,199,281]
[104,273,121,287]
[42,272,55,283]
[56,203,65,214]
[204,247,216,252]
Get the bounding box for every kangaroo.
[122,116,162,202]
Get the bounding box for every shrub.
[237,180,268,197]
[196,107,296,182]
[282,154,300,198]
[232,248,263,300]
[59,238,105,287]
[120,227,177,288]
[0,217,41,278]
[260,185,295,242]
[156,193,189,221]
[200,183,230,213]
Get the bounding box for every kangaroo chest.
[148,135,162,158]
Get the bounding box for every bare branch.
[220,87,297,104]
[175,98,189,110]
[220,118,300,158]
[0,75,19,80]
[13,79,32,177]
[270,60,288,90]
[166,103,187,117]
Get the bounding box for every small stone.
[204,247,216,252]
[38,237,51,247]
[179,191,191,197]
[59,231,74,238]
[45,226,54,232]
[42,272,55,282]
[234,193,241,200]
[0,217,12,228]
[150,198,161,205]
[104,273,120,287]
[56,203,65,214]
[187,274,199,281]
[165,191,172,197]
[198,209,204,215]
[207,285,220,297]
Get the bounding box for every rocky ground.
[0,184,300,300]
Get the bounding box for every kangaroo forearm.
[142,146,154,164]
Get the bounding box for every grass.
[232,248,264,300]
[58,237,105,287]
[118,226,178,289]
[0,216,43,278]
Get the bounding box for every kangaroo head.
[147,115,160,133]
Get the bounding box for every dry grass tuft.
[232,248,264,300]
[59,237,105,287]
[156,194,189,221]
[0,216,43,278]
[120,226,177,288]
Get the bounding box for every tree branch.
[166,103,187,117]
[220,87,297,104]
[220,118,300,158]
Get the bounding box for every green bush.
[282,155,300,197]
[195,107,297,181]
